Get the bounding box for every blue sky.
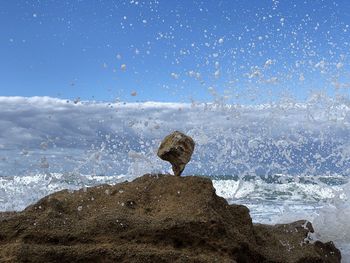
[1,0,349,103]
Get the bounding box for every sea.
[0,96,349,260]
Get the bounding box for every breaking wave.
[1,96,350,259]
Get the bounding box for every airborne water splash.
[0,96,350,259]
[1,0,350,261]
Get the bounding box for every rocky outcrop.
[157,131,195,176]
[0,174,341,263]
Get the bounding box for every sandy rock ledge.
[0,174,341,263]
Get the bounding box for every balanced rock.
[157,131,195,176]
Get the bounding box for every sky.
[1,0,350,103]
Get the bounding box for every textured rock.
[157,131,195,176]
[0,174,341,263]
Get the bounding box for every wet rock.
[157,131,195,176]
[0,174,341,263]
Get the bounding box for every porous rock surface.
[0,174,341,263]
[157,131,195,176]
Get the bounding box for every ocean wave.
[1,96,350,259]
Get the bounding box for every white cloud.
[0,96,349,177]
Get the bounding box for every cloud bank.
[0,96,350,177]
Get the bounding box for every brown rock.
[0,174,341,263]
[157,131,195,176]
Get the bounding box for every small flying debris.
[74,97,81,104]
